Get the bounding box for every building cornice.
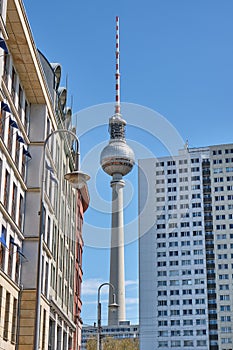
[6,0,57,128]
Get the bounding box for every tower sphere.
[100,136,135,177]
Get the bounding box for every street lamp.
[97,282,119,350]
[34,129,90,350]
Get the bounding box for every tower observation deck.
[100,16,135,326]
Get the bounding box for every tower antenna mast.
[115,16,120,114]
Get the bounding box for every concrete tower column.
[108,174,126,325]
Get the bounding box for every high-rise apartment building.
[139,143,233,350]
[0,1,89,350]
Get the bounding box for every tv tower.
[100,16,135,326]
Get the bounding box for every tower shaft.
[108,175,126,325]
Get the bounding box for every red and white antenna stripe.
[115,16,120,114]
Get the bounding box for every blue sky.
[23,0,233,325]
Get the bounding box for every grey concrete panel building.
[139,143,233,350]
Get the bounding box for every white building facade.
[0,1,89,349]
[139,143,233,350]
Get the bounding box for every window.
[170,290,179,296]
[169,231,178,237]
[158,281,167,286]
[171,340,181,347]
[182,279,192,285]
[182,250,191,256]
[192,203,201,209]
[18,194,24,230]
[182,259,191,265]
[156,161,164,167]
[156,188,165,193]
[221,316,231,322]
[157,251,166,257]
[158,310,167,316]
[195,298,205,304]
[4,169,10,209]
[179,159,188,165]
[157,242,166,247]
[183,319,193,325]
[179,168,188,173]
[169,241,178,247]
[171,319,180,326]
[158,290,167,296]
[158,341,168,347]
[197,340,207,346]
[193,221,202,227]
[0,226,7,271]
[168,178,176,183]
[170,309,180,316]
[180,176,188,181]
[216,215,226,220]
[195,278,205,284]
[168,186,176,192]
[183,289,192,295]
[181,222,189,228]
[170,280,179,286]
[169,251,178,256]
[194,240,203,246]
[156,179,165,184]
[168,204,177,210]
[220,305,231,311]
[180,185,189,191]
[157,233,166,239]
[221,338,232,344]
[219,274,229,280]
[214,167,223,173]
[213,159,222,164]
[11,298,17,343]
[158,270,167,276]
[195,288,205,294]
[168,195,176,201]
[183,309,192,315]
[194,249,203,255]
[220,284,229,290]
[180,194,189,200]
[221,327,232,333]
[184,340,193,347]
[167,169,176,174]
[213,149,222,155]
[192,193,201,199]
[3,292,10,340]
[218,263,228,269]
[171,330,180,336]
[157,214,165,220]
[181,231,190,237]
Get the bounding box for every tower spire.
[115,16,120,114]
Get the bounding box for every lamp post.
[97,283,119,350]
[34,129,90,350]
